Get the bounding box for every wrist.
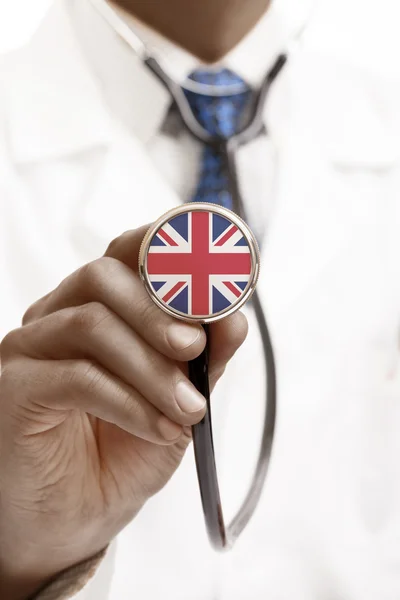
[0,511,110,600]
[0,535,64,600]
[0,536,64,600]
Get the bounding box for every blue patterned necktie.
[183,69,251,209]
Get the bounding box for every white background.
[0,0,52,53]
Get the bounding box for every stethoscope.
[89,0,311,551]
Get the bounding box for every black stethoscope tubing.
[145,53,287,550]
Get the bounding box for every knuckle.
[105,230,134,257]
[67,302,112,336]
[79,260,102,289]
[105,227,148,268]
[0,359,47,422]
[0,357,23,390]
[22,292,52,325]
[58,360,82,391]
[133,294,164,341]
[118,388,141,421]
[78,257,118,294]
[22,302,39,325]
[0,328,21,361]
[136,296,157,331]
[82,361,109,394]
[63,359,106,395]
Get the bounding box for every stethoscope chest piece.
[139,202,260,324]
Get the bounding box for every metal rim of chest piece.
[139,203,260,324]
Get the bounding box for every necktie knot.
[183,68,251,138]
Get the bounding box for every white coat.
[1,1,400,598]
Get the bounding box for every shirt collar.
[4,0,313,164]
[70,0,314,144]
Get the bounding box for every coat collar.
[2,0,399,168]
[2,0,315,165]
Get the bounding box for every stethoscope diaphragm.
[139,203,260,324]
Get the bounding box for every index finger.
[24,227,147,325]
[24,227,207,362]
[104,226,148,270]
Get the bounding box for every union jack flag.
[147,210,251,317]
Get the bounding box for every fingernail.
[158,416,183,441]
[175,381,206,413]
[167,324,200,351]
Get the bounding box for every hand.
[0,226,248,600]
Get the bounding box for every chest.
[2,109,400,331]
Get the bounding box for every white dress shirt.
[2,1,400,599]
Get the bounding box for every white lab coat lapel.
[259,132,352,323]
[2,1,185,264]
[73,130,182,258]
[257,48,399,324]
